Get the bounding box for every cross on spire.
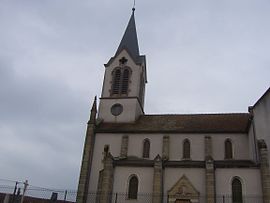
[119,57,128,65]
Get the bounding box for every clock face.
[111,103,123,116]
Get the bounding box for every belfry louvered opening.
[121,69,130,94]
[111,67,131,96]
[112,69,121,95]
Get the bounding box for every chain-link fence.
[0,185,264,203]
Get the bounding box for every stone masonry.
[205,136,215,203]
[120,135,129,158]
[162,135,170,160]
[152,155,163,203]
[76,98,97,203]
[258,139,270,203]
[99,145,114,203]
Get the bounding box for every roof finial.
[132,0,135,12]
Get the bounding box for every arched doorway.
[175,200,191,203]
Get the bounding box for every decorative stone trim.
[205,136,213,160]
[162,135,170,160]
[205,136,215,203]
[99,146,114,203]
[152,155,163,203]
[76,98,97,203]
[120,135,129,158]
[214,160,259,168]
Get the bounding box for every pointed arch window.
[111,67,131,96]
[232,177,243,203]
[142,139,150,158]
[183,139,191,159]
[128,175,138,199]
[225,139,233,159]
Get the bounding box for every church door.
[175,200,191,203]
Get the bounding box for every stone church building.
[76,9,270,203]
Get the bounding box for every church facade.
[76,9,270,203]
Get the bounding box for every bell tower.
[98,9,147,123]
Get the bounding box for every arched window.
[128,175,138,199]
[142,139,150,158]
[183,139,191,159]
[111,68,131,96]
[225,139,233,159]
[232,177,243,203]
[112,69,121,95]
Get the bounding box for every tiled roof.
[96,113,251,133]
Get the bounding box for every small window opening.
[225,139,233,159]
[183,139,191,159]
[142,139,150,158]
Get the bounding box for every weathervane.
[132,0,136,11]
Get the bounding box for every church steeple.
[98,9,147,123]
[115,9,140,61]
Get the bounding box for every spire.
[88,96,97,124]
[115,9,140,60]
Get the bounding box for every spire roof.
[115,9,140,60]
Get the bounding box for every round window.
[111,103,123,116]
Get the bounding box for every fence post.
[20,180,28,203]
[114,193,118,203]
[222,195,225,203]
[11,182,18,203]
[64,190,67,202]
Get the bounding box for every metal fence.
[85,193,263,203]
[0,185,264,203]
[0,185,76,203]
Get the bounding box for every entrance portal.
[167,175,199,203]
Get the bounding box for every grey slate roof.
[115,10,140,61]
[104,9,147,80]
[96,113,252,133]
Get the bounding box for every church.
[76,8,270,203]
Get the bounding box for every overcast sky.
[0,0,269,191]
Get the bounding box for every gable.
[168,175,199,198]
